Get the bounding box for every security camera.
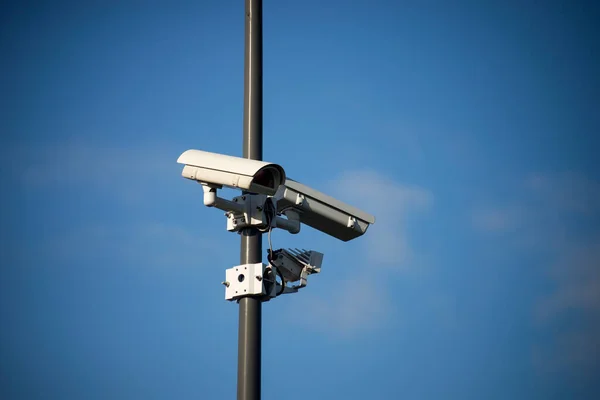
[177,149,286,196]
[270,248,322,282]
[273,179,375,242]
[268,248,323,295]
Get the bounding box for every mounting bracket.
[222,263,277,301]
[225,193,269,232]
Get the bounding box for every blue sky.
[1,0,599,399]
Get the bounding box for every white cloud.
[298,274,392,336]
[471,207,521,233]
[286,169,433,335]
[40,220,227,270]
[4,138,180,205]
[2,138,227,270]
[333,169,432,270]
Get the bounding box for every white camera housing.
[177,149,286,196]
[274,179,375,242]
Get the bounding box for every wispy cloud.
[298,275,391,336]
[4,138,228,271]
[39,221,226,270]
[9,140,436,337]
[471,207,521,233]
[288,169,433,335]
[533,237,600,378]
[333,169,432,269]
[536,239,600,322]
[473,171,600,378]
[3,138,181,205]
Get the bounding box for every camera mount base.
[222,263,278,301]
[225,194,269,232]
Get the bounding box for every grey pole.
[238,1,262,400]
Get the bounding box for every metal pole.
[238,1,262,400]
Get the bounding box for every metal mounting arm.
[273,209,301,234]
[200,185,302,235]
[202,184,245,213]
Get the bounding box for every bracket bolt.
[256,276,262,281]
[222,281,230,287]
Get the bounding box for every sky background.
[1,0,599,399]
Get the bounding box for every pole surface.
[238,1,262,400]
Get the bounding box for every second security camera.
[274,179,376,242]
[177,149,286,196]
